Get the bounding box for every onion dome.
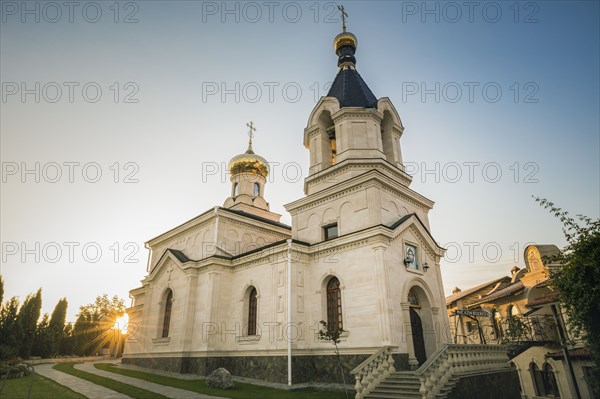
[228,136,269,178]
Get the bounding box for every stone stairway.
[352,344,510,399]
[364,371,422,399]
[364,371,458,399]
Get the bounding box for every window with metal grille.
[162,290,173,338]
[326,277,342,332]
[248,287,258,336]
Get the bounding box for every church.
[122,18,451,385]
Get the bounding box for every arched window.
[508,305,520,317]
[326,277,343,332]
[162,289,173,338]
[543,363,560,397]
[248,287,258,336]
[232,182,239,197]
[530,363,545,397]
[253,183,260,196]
[408,288,420,308]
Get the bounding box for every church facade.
[123,25,450,384]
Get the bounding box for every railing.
[351,346,397,399]
[415,344,510,399]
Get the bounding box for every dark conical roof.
[327,67,378,108]
[326,30,377,108]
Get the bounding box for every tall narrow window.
[253,183,260,196]
[326,277,342,332]
[543,363,560,397]
[162,289,173,338]
[530,363,545,397]
[232,182,239,197]
[248,287,258,336]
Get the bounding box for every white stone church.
[123,25,451,384]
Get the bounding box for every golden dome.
[228,143,269,178]
[334,31,357,53]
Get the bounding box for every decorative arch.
[401,277,437,309]
[340,201,354,220]
[377,97,404,128]
[306,97,341,128]
[322,207,337,224]
[306,213,320,229]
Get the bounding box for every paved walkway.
[74,362,224,399]
[35,363,131,399]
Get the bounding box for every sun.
[112,314,129,333]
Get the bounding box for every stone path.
[35,363,131,399]
[74,362,224,399]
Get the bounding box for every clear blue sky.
[1,1,598,322]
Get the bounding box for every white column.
[287,239,293,385]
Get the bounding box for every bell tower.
[286,17,435,243]
[303,20,409,196]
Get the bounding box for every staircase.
[364,371,422,399]
[352,344,510,399]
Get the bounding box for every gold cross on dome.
[246,121,256,140]
[338,5,348,32]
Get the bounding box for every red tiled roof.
[546,348,590,360]
[468,281,525,307]
[445,277,509,305]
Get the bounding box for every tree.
[60,323,75,355]
[0,297,21,359]
[16,288,42,358]
[0,275,4,305]
[48,298,68,356]
[32,313,51,357]
[535,197,600,395]
[319,320,349,399]
[73,294,125,356]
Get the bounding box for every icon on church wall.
[405,243,419,270]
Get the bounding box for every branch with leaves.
[318,320,349,399]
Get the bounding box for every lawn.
[95,363,349,399]
[0,373,86,399]
[53,363,169,399]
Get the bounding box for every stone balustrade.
[416,344,510,399]
[351,346,397,399]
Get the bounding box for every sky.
[1,1,599,322]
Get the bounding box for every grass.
[95,363,349,399]
[53,363,170,399]
[0,374,86,399]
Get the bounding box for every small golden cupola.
[224,122,281,222]
[228,127,269,179]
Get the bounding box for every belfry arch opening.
[318,111,336,169]
[380,110,395,163]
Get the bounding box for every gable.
[388,213,445,260]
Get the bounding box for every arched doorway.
[405,285,436,367]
